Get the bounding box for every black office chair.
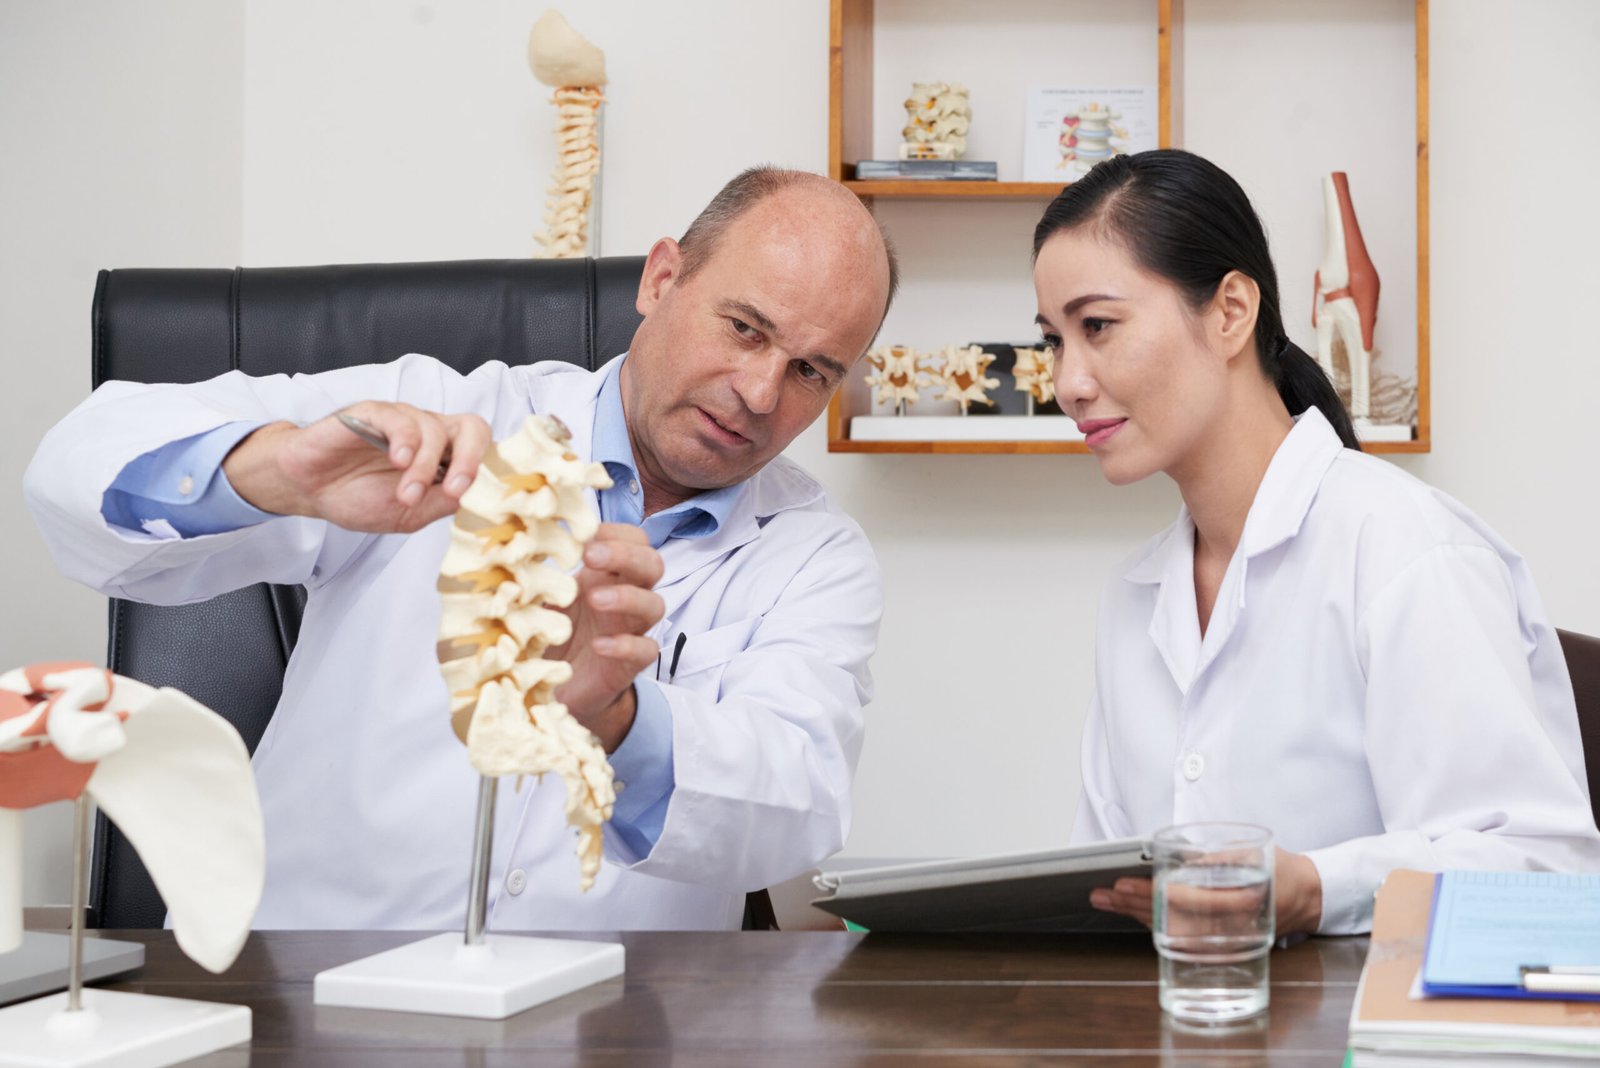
[88,256,779,931]
[1557,629,1600,830]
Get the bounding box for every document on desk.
[811,838,1151,933]
[1421,870,1600,1001]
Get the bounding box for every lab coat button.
[506,868,528,895]
[1181,752,1205,781]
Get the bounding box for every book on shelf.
[853,159,998,181]
[1347,870,1600,1067]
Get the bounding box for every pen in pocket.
[655,632,688,683]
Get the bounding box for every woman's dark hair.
[1032,149,1360,449]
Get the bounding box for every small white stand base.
[312,932,624,1019]
[852,414,1083,443]
[1353,421,1413,444]
[0,988,250,1068]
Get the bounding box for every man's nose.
[732,352,785,415]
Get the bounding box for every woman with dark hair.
[1036,149,1599,936]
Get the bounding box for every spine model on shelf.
[932,344,1000,413]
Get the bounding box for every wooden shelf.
[833,438,1093,455]
[842,180,1064,200]
[832,439,1427,456]
[827,0,1430,455]
[829,0,1179,190]
[826,396,1428,456]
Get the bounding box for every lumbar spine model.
[1011,346,1055,408]
[528,10,606,258]
[900,82,971,161]
[933,344,1000,412]
[864,344,934,412]
[437,414,615,891]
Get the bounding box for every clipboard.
[810,838,1152,933]
[1348,870,1600,1064]
[1421,870,1600,1002]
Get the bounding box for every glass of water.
[1152,822,1274,1024]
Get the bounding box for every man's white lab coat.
[1070,408,1600,934]
[25,354,882,930]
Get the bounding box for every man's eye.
[795,361,823,382]
[731,318,758,339]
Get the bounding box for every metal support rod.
[464,776,497,946]
[1027,394,1036,417]
[66,794,89,1011]
[588,103,605,257]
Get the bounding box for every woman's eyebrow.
[1060,293,1123,316]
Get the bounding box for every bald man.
[26,167,899,931]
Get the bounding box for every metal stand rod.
[464,776,497,946]
[588,103,605,257]
[1027,394,1036,417]
[67,794,89,1011]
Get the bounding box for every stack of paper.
[1348,871,1600,1066]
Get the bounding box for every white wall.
[1,0,245,903]
[7,0,1600,901]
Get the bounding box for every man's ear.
[1212,270,1261,364]
[637,237,683,317]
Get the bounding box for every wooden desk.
[94,930,1366,1065]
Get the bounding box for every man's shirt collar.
[592,355,741,548]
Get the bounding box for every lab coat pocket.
[665,618,758,696]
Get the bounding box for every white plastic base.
[853,415,1416,445]
[1353,422,1413,443]
[852,414,1083,442]
[312,932,624,1019]
[0,987,250,1068]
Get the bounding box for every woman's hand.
[1273,848,1323,935]
[1088,846,1324,936]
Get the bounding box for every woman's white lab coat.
[1070,408,1600,934]
[25,354,882,930]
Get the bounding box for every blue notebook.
[1421,869,1600,1000]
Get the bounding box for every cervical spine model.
[900,82,971,161]
[528,10,607,258]
[934,344,1000,412]
[1011,346,1055,406]
[0,663,263,972]
[1313,171,1380,424]
[864,344,933,410]
[437,414,616,891]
